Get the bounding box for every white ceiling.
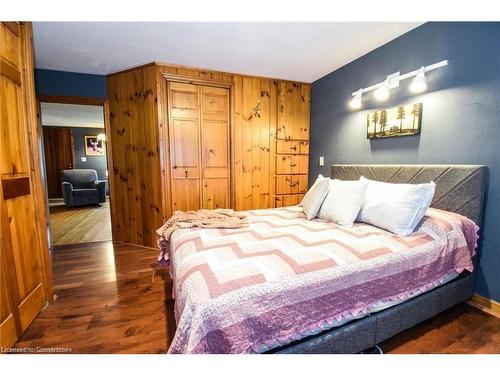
[40,102,104,128]
[32,22,423,83]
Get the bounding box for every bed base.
[269,272,474,354]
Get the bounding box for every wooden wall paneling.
[232,75,243,210]
[108,73,129,243]
[142,66,163,245]
[42,127,74,198]
[107,66,163,248]
[107,62,311,247]
[0,22,53,347]
[276,81,311,141]
[232,76,276,210]
[128,68,145,245]
[240,77,254,210]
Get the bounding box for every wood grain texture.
[274,81,310,206]
[468,294,500,317]
[0,21,52,348]
[107,62,311,247]
[276,81,310,141]
[232,76,277,210]
[107,66,163,247]
[15,241,174,353]
[167,81,230,211]
[49,201,112,246]
[200,85,230,210]
[42,127,74,198]
[380,303,500,354]
[168,81,202,212]
[14,241,500,354]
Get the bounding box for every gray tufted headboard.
[331,164,487,227]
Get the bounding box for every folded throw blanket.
[157,209,248,264]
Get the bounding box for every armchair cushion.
[61,169,106,207]
[94,180,107,203]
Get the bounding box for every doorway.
[39,96,112,246]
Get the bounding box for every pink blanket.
[165,206,478,354]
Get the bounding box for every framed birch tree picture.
[367,103,422,139]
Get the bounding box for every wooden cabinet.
[275,175,308,195]
[107,63,310,247]
[273,81,310,206]
[275,194,305,208]
[0,22,52,348]
[167,81,230,212]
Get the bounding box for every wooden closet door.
[168,81,201,211]
[0,22,52,347]
[200,86,230,209]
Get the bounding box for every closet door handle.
[185,170,188,178]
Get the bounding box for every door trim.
[37,95,115,245]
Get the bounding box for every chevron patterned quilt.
[166,206,479,354]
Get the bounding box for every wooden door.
[0,22,52,347]
[168,81,201,211]
[43,127,74,198]
[167,81,230,213]
[200,86,230,209]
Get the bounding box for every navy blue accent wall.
[310,22,500,301]
[35,69,107,98]
[71,127,108,180]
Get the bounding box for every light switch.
[319,156,324,166]
[81,157,87,162]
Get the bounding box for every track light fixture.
[350,89,363,109]
[349,59,448,110]
[409,67,427,93]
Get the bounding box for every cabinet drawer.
[275,175,308,195]
[276,155,308,175]
[276,140,309,155]
[275,194,305,208]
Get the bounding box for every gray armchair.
[61,169,106,207]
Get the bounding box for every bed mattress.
[165,206,478,354]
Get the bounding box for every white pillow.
[318,179,368,227]
[357,177,436,236]
[300,174,330,220]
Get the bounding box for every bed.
[165,165,487,354]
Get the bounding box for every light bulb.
[350,89,362,109]
[374,81,390,101]
[410,67,427,93]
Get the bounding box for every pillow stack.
[357,176,435,236]
[299,174,436,236]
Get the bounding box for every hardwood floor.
[15,241,500,354]
[49,200,112,246]
[15,241,175,353]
